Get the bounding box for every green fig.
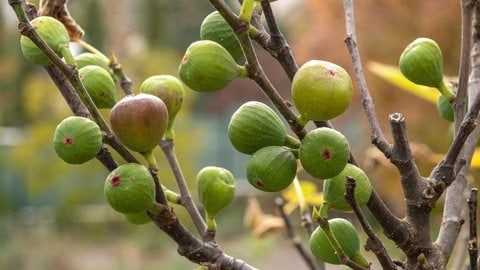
[178,40,244,92]
[53,116,103,164]
[104,163,156,214]
[299,127,350,179]
[309,218,367,266]
[246,146,297,192]
[437,93,454,122]
[399,38,454,101]
[139,75,185,139]
[125,211,152,225]
[322,164,372,212]
[196,166,235,230]
[20,16,71,66]
[228,101,289,155]
[200,11,243,61]
[109,93,168,153]
[292,60,353,124]
[79,65,117,109]
[75,52,111,72]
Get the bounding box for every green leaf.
[367,61,439,104]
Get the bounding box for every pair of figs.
[196,166,236,230]
[292,60,353,124]
[20,16,71,66]
[309,218,368,266]
[228,101,300,192]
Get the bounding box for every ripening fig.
[299,127,350,179]
[109,93,168,153]
[196,166,235,230]
[200,11,243,61]
[20,16,71,66]
[322,164,372,212]
[399,37,454,101]
[75,52,111,72]
[104,163,156,214]
[139,75,185,139]
[53,116,103,164]
[292,60,353,124]
[178,40,245,92]
[79,65,117,109]
[309,218,368,266]
[228,101,295,155]
[437,93,454,122]
[246,146,297,192]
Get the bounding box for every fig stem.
[60,45,75,66]
[437,80,455,102]
[284,134,301,149]
[205,213,217,232]
[237,65,248,78]
[239,0,254,23]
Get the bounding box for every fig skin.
[228,101,287,155]
[53,116,103,164]
[292,60,353,123]
[323,163,372,211]
[178,40,242,92]
[20,16,70,66]
[246,146,297,192]
[125,211,151,225]
[75,52,111,72]
[196,166,236,218]
[109,93,168,153]
[309,218,362,265]
[104,163,156,214]
[139,75,185,137]
[79,65,117,109]
[299,127,350,179]
[200,11,243,61]
[437,93,454,122]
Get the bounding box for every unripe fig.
[20,16,70,66]
[53,116,103,164]
[75,52,111,72]
[196,166,235,218]
[246,146,297,192]
[292,60,353,124]
[79,65,117,109]
[109,93,168,153]
[309,218,363,265]
[139,75,185,138]
[436,93,454,122]
[200,11,243,61]
[125,211,151,225]
[228,101,288,155]
[399,38,454,101]
[323,164,372,212]
[178,40,243,92]
[104,163,155,214]
[299,127,350,179]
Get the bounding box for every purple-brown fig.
[109,93,168,153]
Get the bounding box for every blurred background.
[0,0,467,269]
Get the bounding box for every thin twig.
[275,197,319,270]
[344,176,397,269]
[468,188,478,269]
[160,139,208,240]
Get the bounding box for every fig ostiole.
[53,116,103,164]
[246,146,297,192]
[200,11,244,61]
[104,163,159,214]
[178,40,244,92]
[228,101,288,155]
[109,93,168,153]
[292,60,353,124]
[196,166,236,231]
[399,37,455,101]
[139,75,185,140]
[322,164,372,212]
[299,127,350,179]
[79,65,117,109]
[309,218,368,266]
[20,16,73,66]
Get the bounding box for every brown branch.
[468,188,478,269]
